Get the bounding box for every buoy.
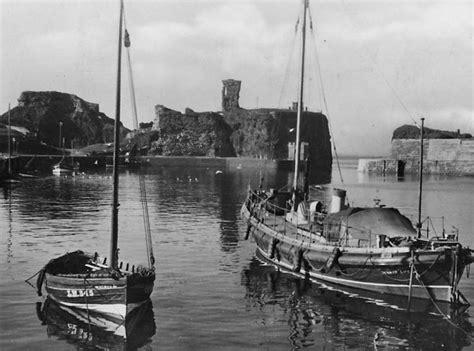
[244,224,252,240]
[269,238,279,259]
[302,256,311,273]
[325,247,341,272]
[292,248,304,272]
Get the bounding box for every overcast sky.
[1,0,472,156]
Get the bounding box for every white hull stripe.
[46,285,125,291]
[48,295,149,319]
[51,300,126,318]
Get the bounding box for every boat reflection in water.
[241,255,472,350]
[37,297,155,350]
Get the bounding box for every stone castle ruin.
[222,79,241,112]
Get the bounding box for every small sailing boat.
[52,121,71,176]
[1,104,20,184]
[52,161,73,176]
[36,0,155,318]
[241,0,473,307]
[52,137,79,176]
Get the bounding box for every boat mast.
[7,103,11,176]
[71,139,74,170]
[416,117,424,238]
[110,0,124,269]
[293,0,308,194]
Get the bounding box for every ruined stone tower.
[222,79,241,112]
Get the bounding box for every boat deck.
[250,207,327,245]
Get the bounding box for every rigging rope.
[413,264,470,334]
[307,6,344,185]
[278,3,346,187]
[277,16,300,109]
[335,0,420,127]
[123,8,155,269]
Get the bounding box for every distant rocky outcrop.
[1,84,333,173]
[393,125,472,140]
[0,91,128,150]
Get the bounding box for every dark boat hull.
[242,200,470,305]
[38,251,155,318]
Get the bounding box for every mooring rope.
[25,269,43,293]
[413,264,469,334]
[333,0,420,126]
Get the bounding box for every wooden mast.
[416,117,425,238]
[293,0,308,195]
[110,0,124,269]
[7,103,11,176]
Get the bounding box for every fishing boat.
[36,0,155,318]
[52,140,79,176]
[52,158,79,176]
[51,162,73,176]
[241,0,473,307]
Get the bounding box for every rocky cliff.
[393,124,472,139]
[220,79,332,174]
[1,84,333,173]
[222,107,332,173]
[0,91,127,149]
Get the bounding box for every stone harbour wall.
[359,139,474,176]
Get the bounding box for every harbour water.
[0,158,473,350]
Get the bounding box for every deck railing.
[246,189,459,248]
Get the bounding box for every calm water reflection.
[37,298,155,350]
[0,160,473,350]
[242,257,471,350]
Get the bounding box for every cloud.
[127,2,298,113]
[324,2,471,43]
[1,0,471,156]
